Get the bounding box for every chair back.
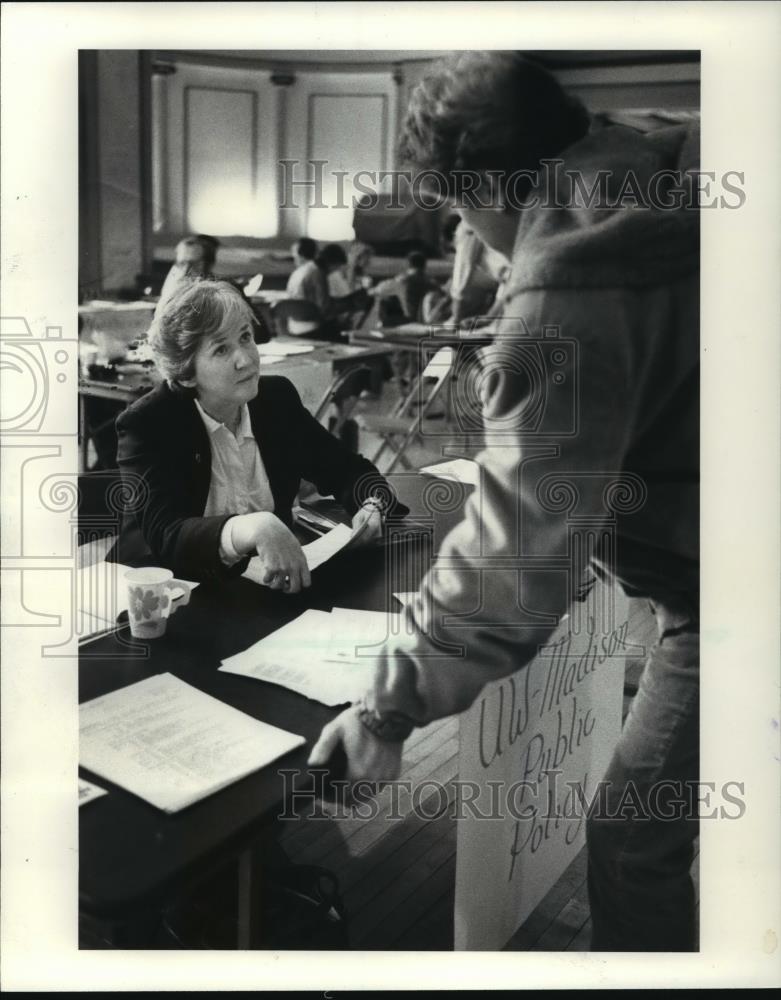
[271,298,323,337]
[312,365,372,424]
[421,346,454,385]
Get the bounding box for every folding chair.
[312,364,372,453]
[359,346,454,473]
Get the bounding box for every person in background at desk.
[286,237,322,306]
[155,234,220,318]
[329,241,374,299]
[370,251,440,326]
[111,279,408,589]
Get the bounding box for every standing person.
[422,220,509,324]
[309,51,700,952]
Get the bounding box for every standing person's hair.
[294,237,318,261]
[398,51,590,204]
[407,251,427,272]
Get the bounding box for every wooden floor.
[277,596,701,951]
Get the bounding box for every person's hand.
[349,499,383,547]
[308,705,403,783]
[230,511,311,593]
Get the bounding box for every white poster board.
[454,579,629,951]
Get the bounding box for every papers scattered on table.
[219,607,400,707]
[420,458,482,488]
[79,674,305,813]
[257,341,316,357]
[79,778,107,807]
[76,562,199,641]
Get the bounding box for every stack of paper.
[219,607,401,707]
[79,673,305,813]
[257,341,316,357]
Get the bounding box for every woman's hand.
[231,511,311,593]
[350,499,384,547]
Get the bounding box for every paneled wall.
[152,59,398,245]
[153,61,279,240]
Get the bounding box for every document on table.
[257,341,316,357]
[420,458,482,488]
[219,607,401,707]
[79,673,305,813]
[79,778,107,807]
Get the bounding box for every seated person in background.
[423,221,510,324]
[371,251,440,325]
[111,279,408,588]
[156,234,219,318]
[286,237,323,308]
[329,241,374,298]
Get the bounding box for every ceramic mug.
[124,567,192,639]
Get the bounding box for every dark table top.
[79,473,471,918]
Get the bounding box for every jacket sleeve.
[360,289,637,733]
[115,404,250,583]
[276,378,410,519]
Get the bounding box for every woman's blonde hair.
[147,279,255,386]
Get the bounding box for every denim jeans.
[587,595,699,951]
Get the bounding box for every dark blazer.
[110,376,408,583]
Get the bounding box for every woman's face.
[187,310,260,415]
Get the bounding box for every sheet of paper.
[258,354,286,365]
[76,562,199,638]
[393,591,419,608]
[302,522,354,570]
[78,778,107,807]
[79,673,305,813]
[257,341,316,357]
[219,608,401,706]
[420,458,482,488]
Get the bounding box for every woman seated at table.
[111,279,408,589]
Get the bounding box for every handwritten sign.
[454,578,627,950]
